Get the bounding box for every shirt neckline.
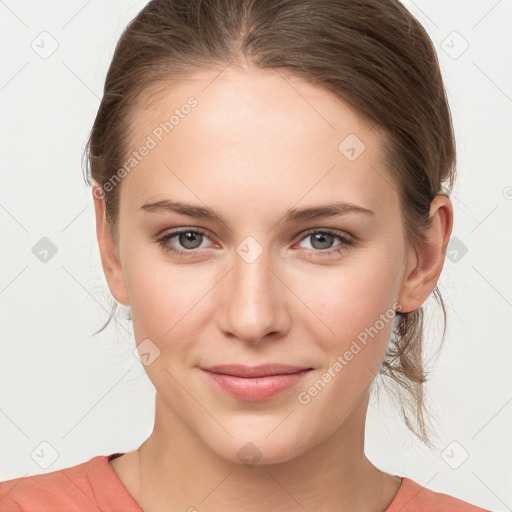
[100,453,143,511]
[101,452,406,511]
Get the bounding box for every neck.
[124,391,400,512]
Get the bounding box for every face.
[96,66,427,465]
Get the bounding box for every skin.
[93,64,453,511]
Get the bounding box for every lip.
[200,364,312,402]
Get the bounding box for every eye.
[155,227,355,258]
[156,228,213,255]
[296,228,354,257]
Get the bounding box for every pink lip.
[200,364,312,401]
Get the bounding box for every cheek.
[295,269,398,421]
[123,250,213,343]
[306,260,397,328]
[297,252,400,366]
[126,261,214,395]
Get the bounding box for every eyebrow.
[140,199,374,223]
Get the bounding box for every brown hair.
[83,0,456,450]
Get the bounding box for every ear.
[92,183,130,307]
[397,194,454,314]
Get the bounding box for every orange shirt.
[0,453,490,511]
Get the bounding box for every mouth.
[200,364,313,402]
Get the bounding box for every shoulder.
[386,476,491,512]
[0,453,140,512]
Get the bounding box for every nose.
[216,245,291,345]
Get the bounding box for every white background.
[0,1,511,511]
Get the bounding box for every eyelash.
[155,227,354,258]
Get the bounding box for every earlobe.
[92,184,130,307]
[397,194,453,314]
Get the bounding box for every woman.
[0,0,491,510]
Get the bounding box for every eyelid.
[295,227,354,243]
[156,226,353,244]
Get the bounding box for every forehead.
[119,66,397,218]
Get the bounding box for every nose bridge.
[219,236,289,342]
[234,242,273,303]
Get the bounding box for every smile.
[200,365,312,402]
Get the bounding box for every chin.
[207,426,315,467]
